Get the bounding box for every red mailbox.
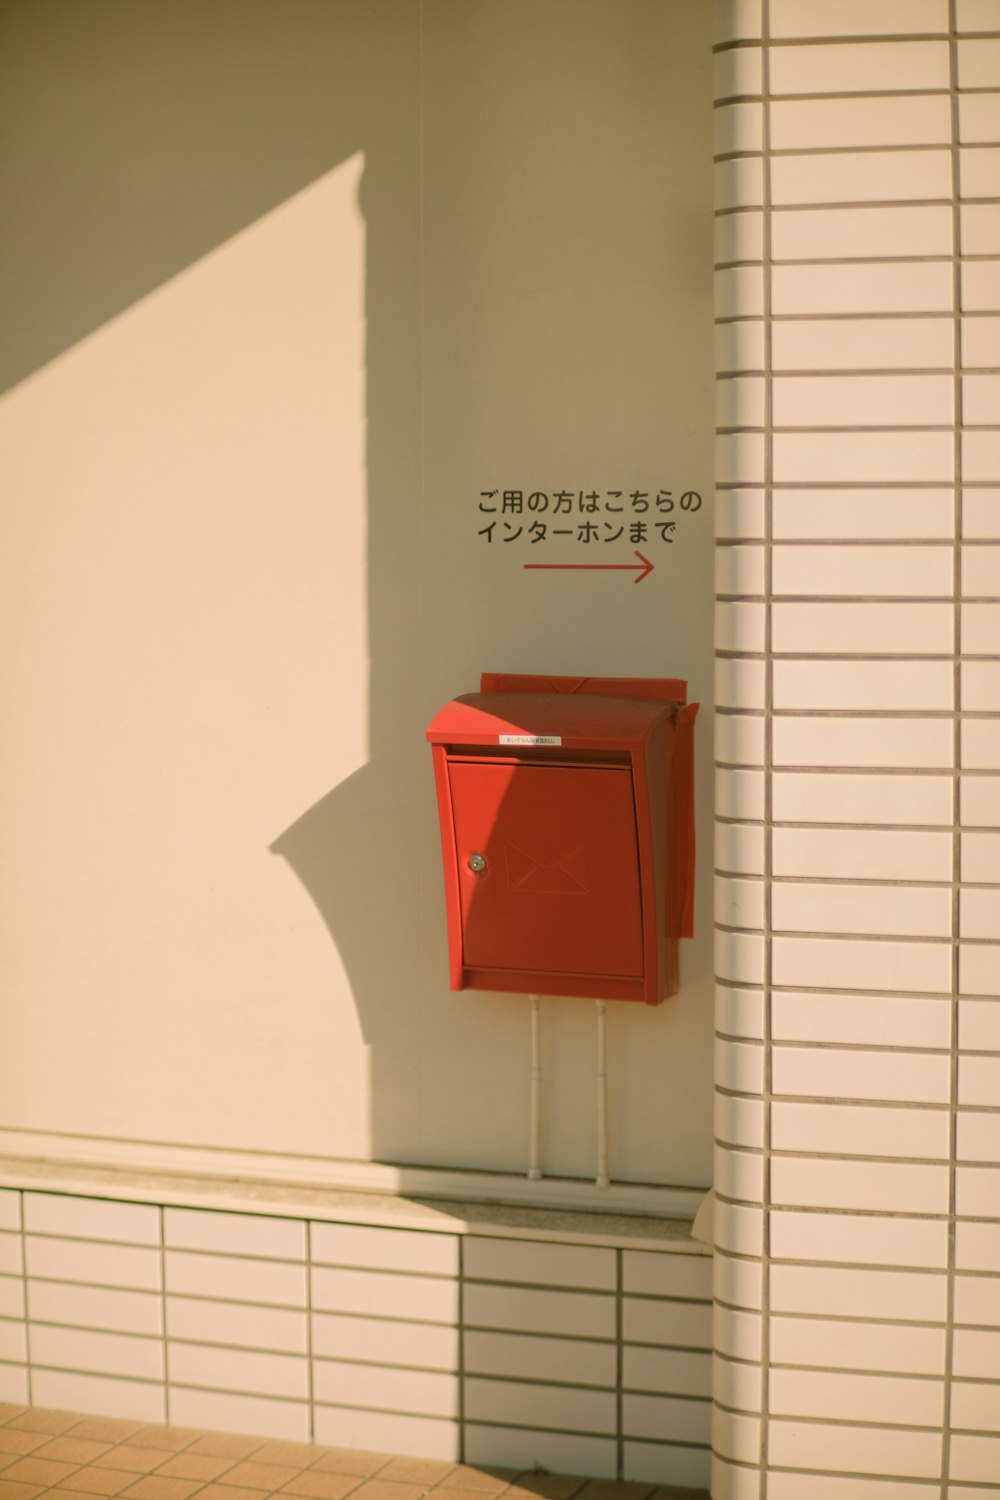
[426,674,698,1006]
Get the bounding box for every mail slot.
[426,674,698,1005]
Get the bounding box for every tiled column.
[712,1,1000,1497]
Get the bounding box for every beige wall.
[0,1,715,1187]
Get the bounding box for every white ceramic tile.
[774,771,952,825]
[622,1250,712,1301]
[25,1234,159,1291]
[962,829,1000,881]
[714,1144,765,1204]
[773,315,954,369]
[963,540,1000,595]
[714,0,763,44]
[771,1264,948,1323]
[772,543,953,596]
[717,431,765,484]
[960,1054,1000,1106]
[714,45,763,100]
[774,262,953,319]
[315,1358,458,1418]
[465,1329,614,1387]
[774,826,952,881]
[712,1354,763,1414]
[775,373,954,429]
[715,658,766,711]
[954,1274,1000,1326]
[770,40,950,95]
[773,935,951,992]
[164,1208,305,1261]
[771,206,952,263]
[166,1295,306,1354]
[772,1209,949,1271]
[0,1365,29,1403]
[956,1163,1000,1217]
[772,1100,950,1159]
[715,1037,765,1094]
[24,1193,159,1247]
[965,430,1000,481]
[952,1380,1000,1433]
[716,875,765,931]
[463,1422,613,1480]
[715,818,765,874]
[31,1366,165,1422]
[953,1326,1000,1378]
[962,659,1000,711]
[0,1233,22,1277]
[770,1314,946,1375]
[958,1110,1000,1162]
[773,716,954,769]
[713,1455,762,1500]
[316,1408,460,1461]
[623,1345,712,1399]
[715,1303,763,1361]
[959,38,1000,90]
[462,1281,612,1339]
[959,92,1000,144]
[31,1321,163,1380]
[770,0,948,37]
[962,719,1000,769]
[715,267,765,320]
[716,375,766,429]
[467,1375,615,1434]
[622,1297,713,1350]
[768,1475,937,1500]
[624,1393,711,1445]
[774,660,954,712]
[963,260,1000,313]
[714,1250,763,1311]
[313,1311,458,1371]
[772,992,951,1048]
[716,489,766,539]
[772,1157,949,1215]
[717,543,766,595]
[771,150,952,207]
[623,1442,710,1488]
[716,1092,767,1150]
[770,93,952,151]
[0,1192,20,1232]
[962,315,1000,368]
[775,431,954,486]
[716,982,766,1039]
[170,1384,309,1442]
[166,1249,306,1307]
[715,710,765,764]
[465,1237,614,1291]
[961,146,1000,199]
[965,492,1000,540]
[715,103,764,157]
[28,1279,162,1336]
[962,204,1000,254]
[773,1045,951,1104]
[770,1367,944,1427]
[776,490,955,541]
[169,1338,307,1398]
[772,880,951,938]
[715,157,765,211]
[0,1277,24,1320]
[769,1418,942,1478]
[0,1319,27,1363]
[715,211,765,269]
[959,995,1000,1046]
[311,1263,457,1324]
[952,1220,999,1273]
[963,777,1000,827]
[716,768,765,820]
[311,1221,457,1276]
[957,0,1000,31]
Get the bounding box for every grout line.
[19,1191,31,1409]
[615,1247,623,1481]
[457,1231,465,1465]
[305,1217,315,1445]
[159,1204,169,1426]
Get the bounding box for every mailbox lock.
[468,852,488,874]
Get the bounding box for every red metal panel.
[447,761,643,980]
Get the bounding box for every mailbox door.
[447,759,643,979]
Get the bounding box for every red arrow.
[523,549,654,585]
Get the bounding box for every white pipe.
[528,994,542,1181]
[596,1000,609,1188]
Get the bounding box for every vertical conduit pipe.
[528,994,542,1181]
[596,999,610,1187]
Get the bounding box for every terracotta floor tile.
[280,1470,361,1500]
[68,1421,147,1445]
[57,1492,123,1500]
[0,1435,46,1461]
[649,1490,708,1500]
[186,1435,265,1461]
[119,1478,205,1500]
[437,1470,517,1493]
[0,1480,47,1500]
[430,1489,505,1500]
[2,1456,82,1486]
[0,1411,27,1429]
[152,1454,236,1482]
[378,1460,454,1486]
[32,1437,114,1465]
[129,1429,200,1454]
[310,1451,388,1479]
[195,1488,272,1500]
[505,1479,587,1500]
[220,1461,302,1490]
[575,1485,656,1500]
[57,1468,137,1497]
[91,1448,172,1476]
[347,1481,433,1500]
[7,1410,82,1435]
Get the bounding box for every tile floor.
[0,1409,708,1500]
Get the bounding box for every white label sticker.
[499,734,562,746]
